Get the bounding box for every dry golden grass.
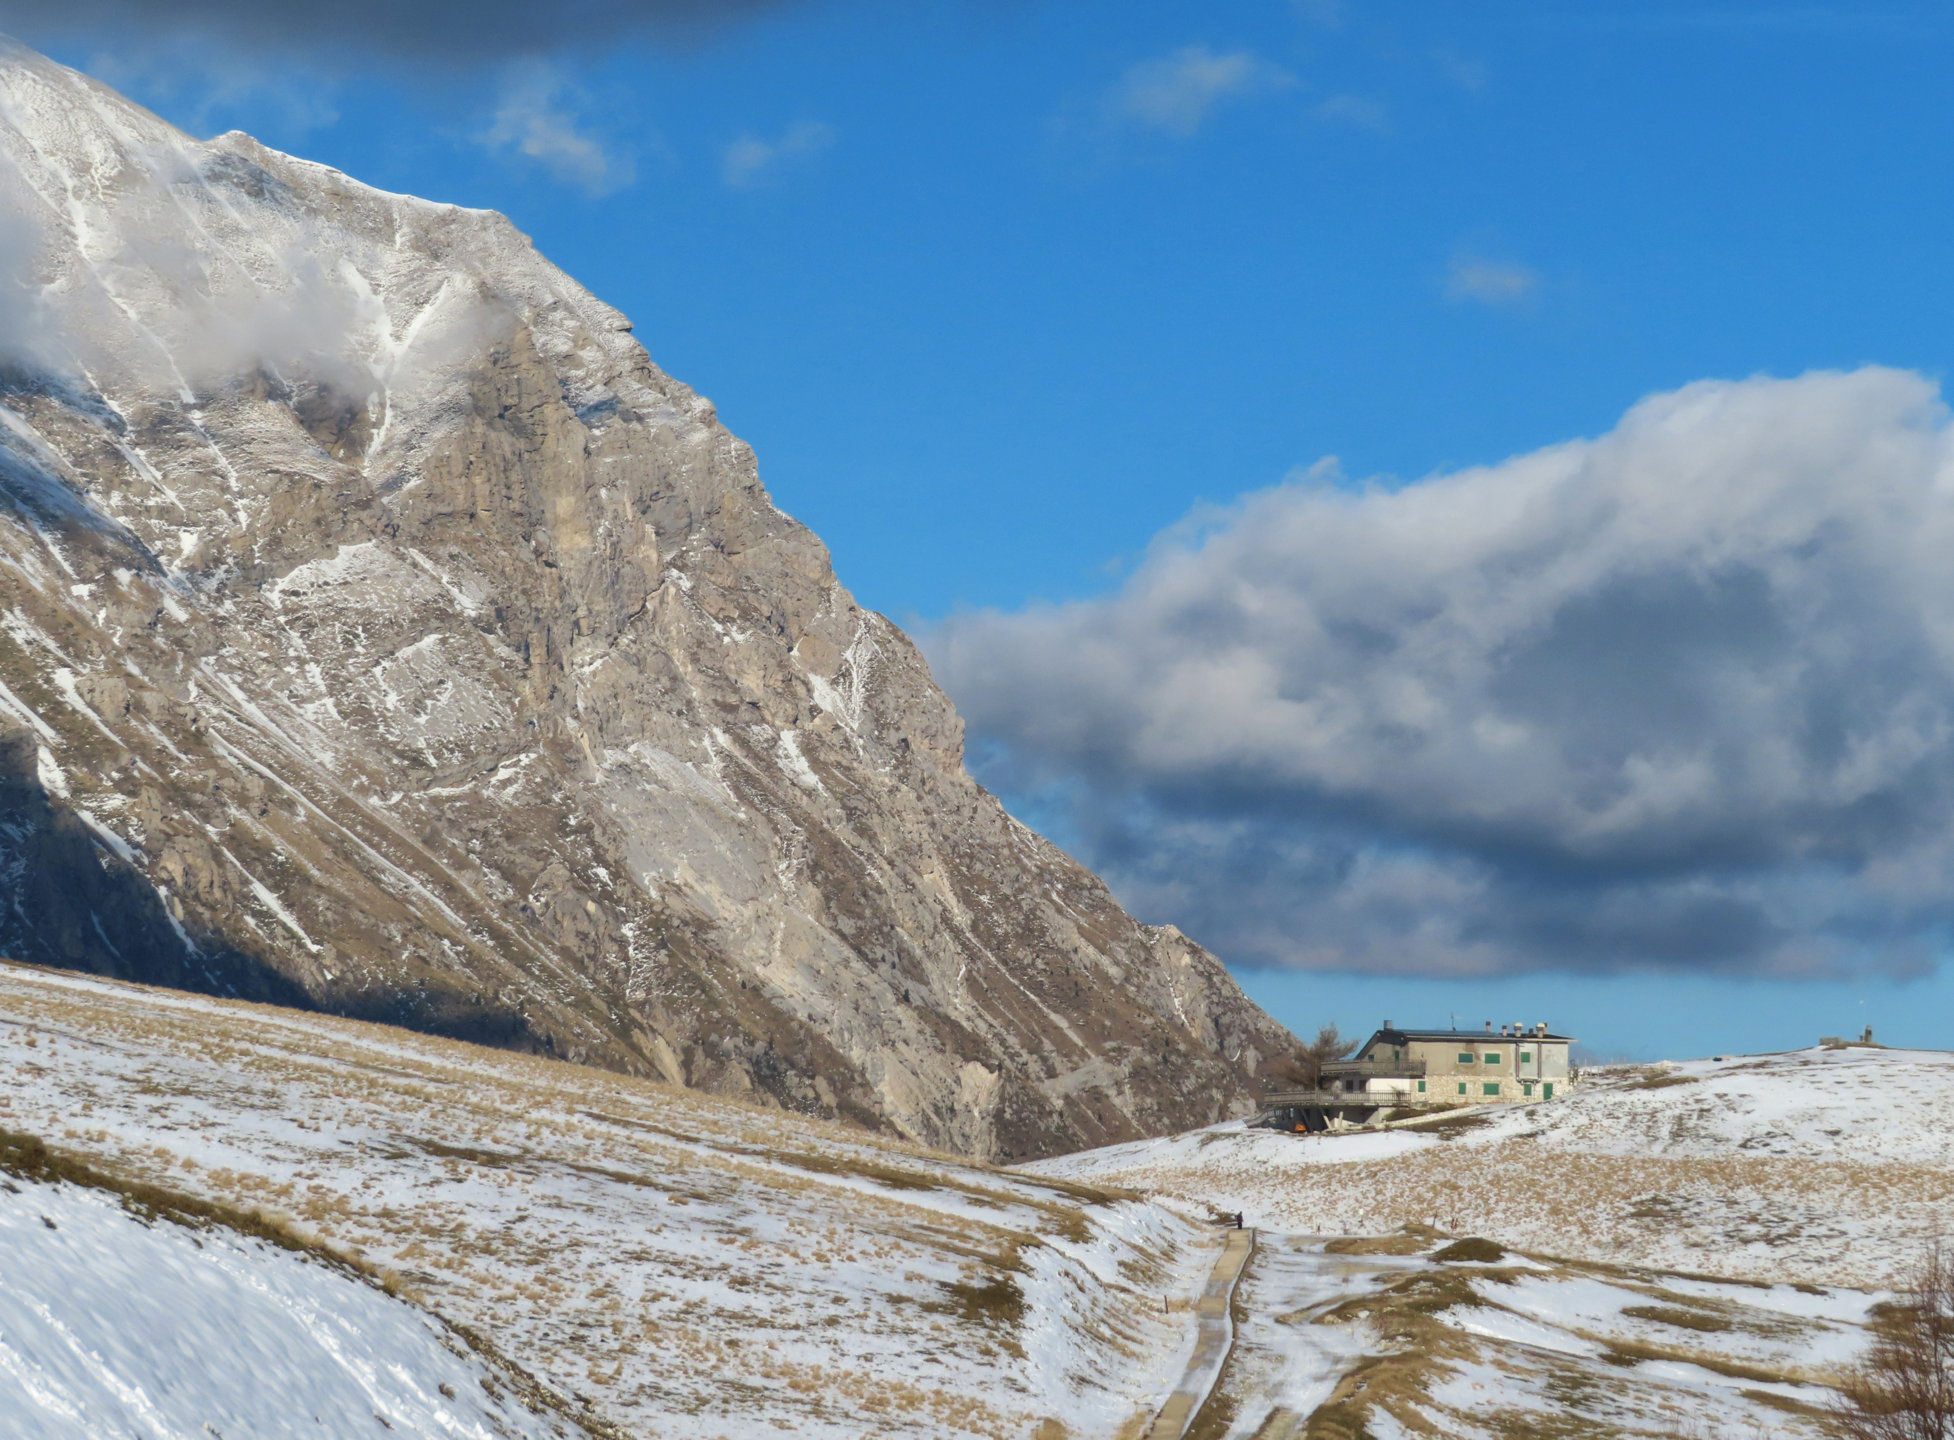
[0,962,1200,1440]
[1129,1139,1953,1288]
[1283,1246,1849,1440]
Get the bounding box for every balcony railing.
[1259,1088,1431,1108]
[1320,1058,1427,1078]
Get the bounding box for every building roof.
[1356,1026,1577,1048]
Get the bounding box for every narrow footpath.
[1147,1227,1255,1440]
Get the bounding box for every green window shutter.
[1483,1082,1500,1096]
[1483,1053,1499,1064]
[1457,1052,1474,1064]
[1456,1082,1467,1095]
[1543,1083,1554,1099]
[1523,1083,1534,1096]
[1520,1051,1531,1063]
[1417,1080,1426,1093]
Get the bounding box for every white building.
[1323,1021,1575,1105]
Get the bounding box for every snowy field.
[1030,1046,1954,1288]
[2,961,1932,1440]
[0,961,1212,1440]
[1207,1231,1878,1440]
[0,1172,580,1439]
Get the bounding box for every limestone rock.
[0,41,1293,1160]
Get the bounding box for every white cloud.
[930,368,1954,980]
[1447,255,1539,306]
[720,119,834,189]
[482,66,634,197]
[1105,45,1294,139]
[0,156,58,373]
[0,86,509,401]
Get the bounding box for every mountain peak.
[0,41,1293,1161]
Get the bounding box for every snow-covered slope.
[0,959,1214,1439]
[1024,1050,1954,1438]
[1,963,1915,1439]
[1,1171,583,1440]
[1031,1046,1954,1287]
[1214,1231,1878,1440]
[0,37,1290,1162]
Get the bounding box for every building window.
[1523,1083,1534,1096]
[1457,1052,1475,1064]
[1456,1082,1467,1095]
[1520,1051,1531,1063]
[1483,1053,1499,1064]
[1483,1082,1500,1096]
[1543,1083,1554,1099]
[1417,1080,1426,1093]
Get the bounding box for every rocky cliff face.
[0,42,1293,1160]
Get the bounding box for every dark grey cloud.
[929,367,1954,980]
[0,0,789,63]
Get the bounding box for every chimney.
[1484,1020,1492,1034]
[1383,1019,1392,1031]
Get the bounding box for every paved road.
[1147,1227,1255,1440]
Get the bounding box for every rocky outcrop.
[0,41,1293,1160]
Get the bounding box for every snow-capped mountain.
[0,39,1291,1161]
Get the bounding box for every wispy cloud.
[85,43,340,137]
[1105,45,1294,139]
[1447,255,1539,307]
[482,66,634,196]
[1314,93,1389,132]
[1432,48,1491,95]
[721,119,834,189]
[1290,0,1346,30]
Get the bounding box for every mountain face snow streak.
[0,42,1291,1161]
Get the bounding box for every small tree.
[1831,1239,1954,1440]
[1267,1024,1347,1091]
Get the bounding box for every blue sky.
[25,0,1954,1058]
[54,2,1954,620]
